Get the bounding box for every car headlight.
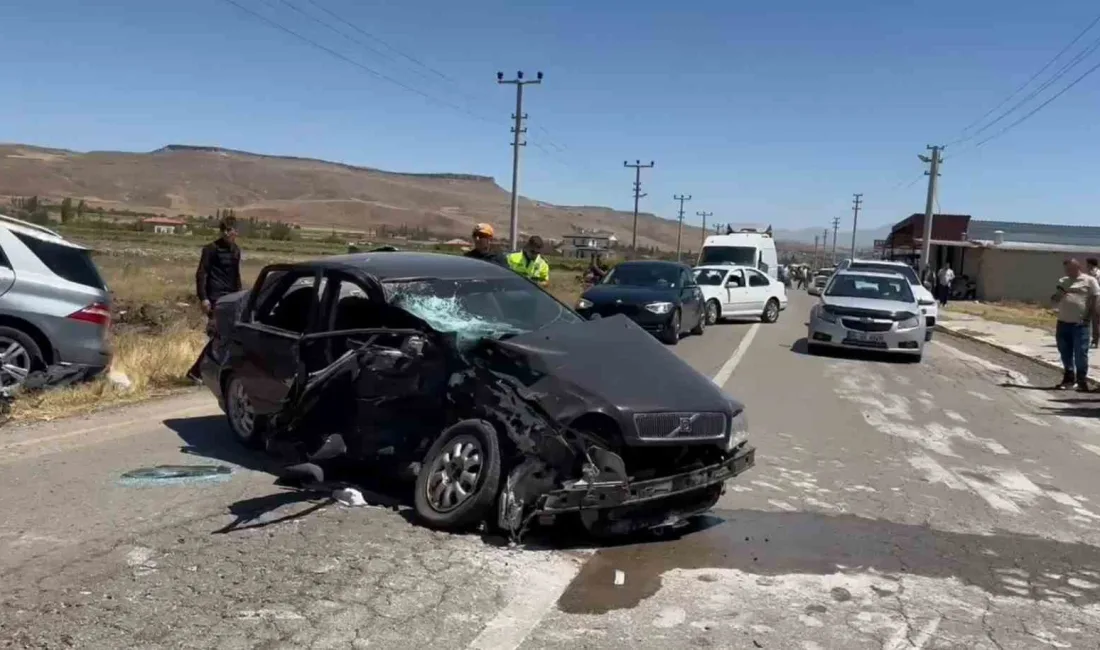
[577,298,593,309]
[899,316,921,329]
[818,307,838,323]
[644,302,674,315]
[728,409,749,451]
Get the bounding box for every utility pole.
[918,145,944,277]
[831,217,841,264]
[697,211,712,251]
[497,70,543,251]
[813,235,820,269]
[673,194,692,261]
[624,160,655,251]
[849,193,863,260]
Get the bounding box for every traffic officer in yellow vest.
[506,235,550,287]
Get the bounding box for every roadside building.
[884,214,1100,302]
[140,217,188,234]
[562,229,616,259]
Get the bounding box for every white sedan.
[693,265,788,325]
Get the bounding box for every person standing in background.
[1088,258,1100,348]
[464,223,507,267]
[936,264,955,307]
[188,216,242,381]
[196,216,242,319]
[1051,258,1099,391]
[506,236,550,287]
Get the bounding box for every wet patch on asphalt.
[556,508,1100,614]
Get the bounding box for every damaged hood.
[491,315,741,417]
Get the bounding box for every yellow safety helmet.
[472,223,494,239]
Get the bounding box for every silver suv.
[0,214,112,388]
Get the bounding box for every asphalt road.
[3,291,1100,649]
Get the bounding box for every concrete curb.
[934,324,1098,388]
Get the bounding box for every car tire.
[225,374,264,449]
[660,310,681,345]
[704,300,720,325]
[414,420,502,531]
[761,299,780,323]
[690,308,706,335]
[0,326,44,390]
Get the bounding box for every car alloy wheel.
[226,377,257,445]
[424,434,483,513]
[705,300,719,325]
[0,336,32,389]
[762,299,780,323]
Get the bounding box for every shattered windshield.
[385,276,581,345]
[602,263,680,288]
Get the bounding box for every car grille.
[634,412,727,441]
[828,306,898,319]
[841,318,893,332]
[596,303,638,318]
[843,339,889,350]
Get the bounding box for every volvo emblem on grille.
[668,413,701,437]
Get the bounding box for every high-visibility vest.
[506,252,549,283]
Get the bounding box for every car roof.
[849,259,908,267]
[834,269,907,279]
[694,264,755,272]
[306,251,519,281]
[0,213,86,249]
[615,260,691,270]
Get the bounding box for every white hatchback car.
[693,265,788,325]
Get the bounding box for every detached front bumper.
[535,444,755,514]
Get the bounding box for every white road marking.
[944,410,967,423]
[768,499,797,511]
[956,472,1022,513]
[1015,412,1050,427]
[968,390,994,401]
[1079,443,1100,457]
[466,553,585,650]
[908,454,967,490]
[712,322,760,387]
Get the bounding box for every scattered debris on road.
[332,487,368,507]
[119,464,233,486]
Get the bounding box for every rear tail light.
[68,302,112,327]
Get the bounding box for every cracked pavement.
[3,292,1100,649]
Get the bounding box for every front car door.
[233,267,322,415]
[724,269,751,314]
[679,268,703,325]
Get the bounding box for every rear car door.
[234,268,322,415]
[746,269,773,311]
[724,269,751,314]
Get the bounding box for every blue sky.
[2,0,1099,233]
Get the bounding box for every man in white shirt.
[936,265,955,307]
[1052,258,1100,390]
[1088,258,1100,348]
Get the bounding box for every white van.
[698,228,779,280]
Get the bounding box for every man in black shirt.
[464,223,507,267]
[188,217,242,381]
[196,216,243,316]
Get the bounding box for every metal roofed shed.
[883,214,1100,303]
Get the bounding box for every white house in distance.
[884,213,1100,303]
[140,217,188,234]
[561,228,617,259]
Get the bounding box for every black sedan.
[575,260,707,345]
[196,252,754,537]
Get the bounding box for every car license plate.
[848,330,885,343]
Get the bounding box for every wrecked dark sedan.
[197,252,754,537]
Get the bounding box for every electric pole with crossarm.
[673,194,692,261]
[831,216,841,264]
[497,70,543,251]
[696,211,712,252]
[624,160,655,251]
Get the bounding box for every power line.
[975,57,1100,148]
[953,30,1100,145]
[954,10,1100,139]
[217,0,492,123]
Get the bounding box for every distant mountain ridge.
[0,142,705,250]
